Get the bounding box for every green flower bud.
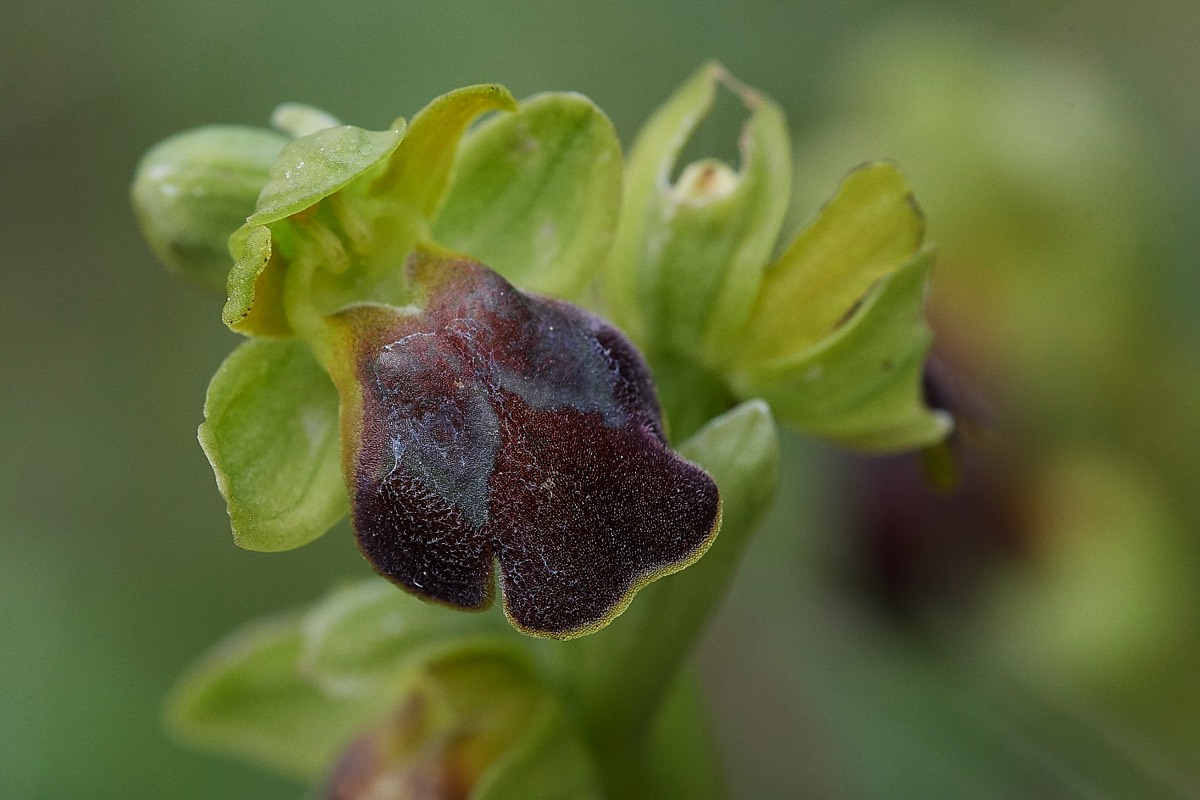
[131,126,287,293]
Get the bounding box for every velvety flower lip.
[334,250,722,639]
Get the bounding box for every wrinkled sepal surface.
[329,249,721,639]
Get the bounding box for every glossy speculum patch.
[338,251,721,639]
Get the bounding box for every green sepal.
[433,92,622,300]
[131,125,287,293]
[198,338,347,552]
[738,161,926,360]
[165,612,384,781]
[604,62,791,361]
[730,248,952,451]
[563,400,779,739]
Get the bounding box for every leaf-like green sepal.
[604,62,791,361]
[132,125,287,293]
[327,247,721,639]
[730,247,952,451]
[374,83,518,220]
[198,338,347,551]
[434,92,622,299]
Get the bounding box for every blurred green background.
[3,1,1199,797]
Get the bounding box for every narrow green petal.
[199,338,347,551]
[604,63,791,362]
[433,92,622,299]
[739,161,925,360]
[731,248,952,451]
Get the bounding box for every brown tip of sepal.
[339,250,720,638]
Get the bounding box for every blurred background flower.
[2,2,1197,798]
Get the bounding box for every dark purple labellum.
[337,251,721,638]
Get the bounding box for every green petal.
[165,613,383,781]
[198,338,347,551]
[731,248,952,451]
[131,125,286,293]
[433,92,622,299]
[603,62,791,361]
[738,161,926,360]
[220,120,407,336]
